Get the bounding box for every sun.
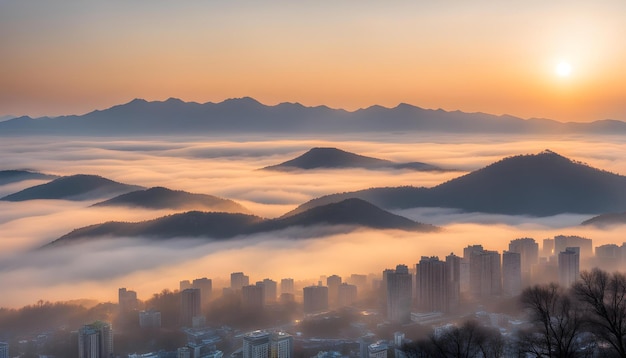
[556,62,572,77]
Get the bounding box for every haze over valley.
[2,133,626,307]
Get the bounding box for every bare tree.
[519,283,588,358]
[573,269,626,358]
[402,320,504,358]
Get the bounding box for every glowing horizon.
[1,1,625,122]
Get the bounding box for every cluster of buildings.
[14,233,626,358]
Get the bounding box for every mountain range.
[2,97,625,136]
[284,150,626,217]
[0,170,58,186]
[91,186,249,213]
[0,175,143,201]
[44,198,436,247]
[262,147,443,171]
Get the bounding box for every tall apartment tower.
[0,342,8,358]
[118,288,138,312]
[280,278,294,295]
[338,283,358,307]
[368,341,388,358]
[242,284,265,310]
[231,272,250,291]
[508,238,539,285]
[415,256,448,312]
[180,288,201,327]
[461,245,484,294]
[262,279,278,303]
[78,321,113,358]
[243,331,271,358]
[559,247,580,287]
[180,280,192,291]
[502,251,522,296]
[326,275,342,308]
[445,253,461,309]
[303,285,329,313]
[542,238,555,258]
[192,278,212,307]
[554,235,592,258]
[386,264,413,323]
[271,332,293,358]
[469,249,501,299]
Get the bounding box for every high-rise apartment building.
[469,249,501,299]
[368,341,388,358]
[180,288,201,327]
[543,238,555,258]
[338,283,358,307]
[78,321,113,358]
[445,253,461,309]
[231,272,250,291]
[243,285,265,310]
[386,264,412,323]
[508,238,539,285]
[139,309,161,329]
[415,257,447,312]
[280,278,294,295]
[327,275,342,308]
[559,247,580,287]
[118,288,138,312]
[502,251,522,296]
[271,332,293,358]
[0,342,8,358]
[192,277,212,307]
[303,285,329,313]
[177,347,191,358]
[554,235,592,258]
[262,279,277,303]
[180,280,192,291]
[461,245,484,294]
[243,331,271,358]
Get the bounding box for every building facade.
[385,264,412,323]
[78,321,113,358]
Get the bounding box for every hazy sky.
[2,1,625,121]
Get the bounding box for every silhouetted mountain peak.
[264,147,443,172]
[45,198,437,247]
[289,150,626,217]
[0,170,59,186]
[1,174,144,201]
[91,186,250,213]
[581,212,626,227]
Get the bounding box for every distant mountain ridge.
[1,175,144,201]
[44,198,437,247]
[285,150,626,217]
[2,97,625,136]
[91,186,250,213]
[263,147,442,171]
[0,170,59,186]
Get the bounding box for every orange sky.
[1,1,625,122]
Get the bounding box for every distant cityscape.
[2,233,623,358]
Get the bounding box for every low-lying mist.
[1,134,626,307]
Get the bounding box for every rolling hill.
[0,170,59,186]
[284,150,626,217]
[43,198,436,247]
[91,187,250,213]
[1,174,144,201]
[263,147,442,171]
